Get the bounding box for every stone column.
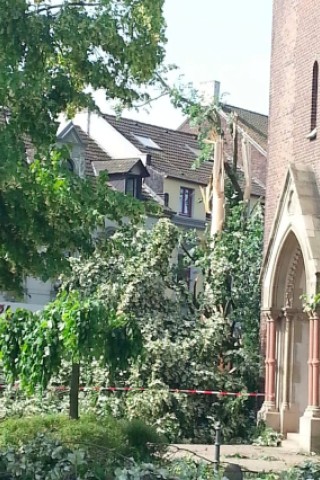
[308,314,314,408]
[267,312,277,405]
[304,310,320,412]
[258,309,280,430]
[282,308,294,409]
[280,308,299,434]
[312,311,320,409]
[265,318,270,404]
[300,309,320,453]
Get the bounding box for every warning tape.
[0,384,265,397]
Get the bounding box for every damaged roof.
[103,114,265,197]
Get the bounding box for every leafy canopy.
[0,0,166,292]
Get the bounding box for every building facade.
[260,0,320,452]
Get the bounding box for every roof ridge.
[223,103,269,119]
[102,113,197,138]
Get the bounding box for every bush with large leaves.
[0,203,263,440]
[121,201,263,442]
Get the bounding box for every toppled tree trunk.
[69,363,80,420]
[232,114,239,172]
[210,137,225,237]
[242,137,252,202]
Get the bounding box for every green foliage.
[120,419,167,460]
[0,0,166,292]
[164,80,221,165]
[0,291,142,395]
[21,205,262,442]
[1,152,146,293]
[0,414,164,464]
[197,200,264,389]
[0,435,90,480]
[301,293,320,315]
[115,462,176,480]
[166,458,215,480]
[113,203,264,443]
[248,462,320,480]
[252,427,283,447]
[0,199,263,440]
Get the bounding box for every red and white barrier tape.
[0,384,265,397]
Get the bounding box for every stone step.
[282,432,301,452]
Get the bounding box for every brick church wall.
[265,0,320,245]
[262,0,320,354]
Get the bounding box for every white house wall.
[73,112,142,160]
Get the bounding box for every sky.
[95,0,274,129]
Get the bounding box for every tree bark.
[232,114,238,172]
[69,363,80,420]
[210,138,225,237]
[224,162,243,201]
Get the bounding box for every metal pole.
[213,421,221,472]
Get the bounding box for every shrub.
[0,414,164,465]
[0,435,90,480]
[120,418,167,460]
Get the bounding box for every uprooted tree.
[90,85,264,441]
[0,0,166,293]
[0,203,263,436]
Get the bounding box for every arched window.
[311,61,319,135]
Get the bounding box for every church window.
[310,61,319,138]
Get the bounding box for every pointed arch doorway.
[267,231,308,434]
[260,166,320,451]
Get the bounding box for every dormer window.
[310,61,319,140]
[125,176,141,199]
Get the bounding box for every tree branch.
[29,2,100,15]
[224,161,243,200]
[180,243,196,262]
[132,91,168,109]
[156,74,222,134]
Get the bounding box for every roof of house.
[72,125,112,178]
[67,125,168,211]
[223,104,268,152]
[178,104,268,152]
[92,158,148,176]
[103,113,214,185]
[103,113,265,197]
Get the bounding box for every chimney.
[199,80,221,106]
[214,81,221,104]
[87,108,91,136]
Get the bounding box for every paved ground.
[169,441,320,473]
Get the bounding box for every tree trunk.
[69,363,80,420]
[210,138,225,237]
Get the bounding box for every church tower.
[260,0,320,452]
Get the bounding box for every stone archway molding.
[260,165,320,452]
[262,165,320,309]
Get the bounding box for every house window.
[125,177,141,198]
[311,61,319,137]
[179,187,194,217]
